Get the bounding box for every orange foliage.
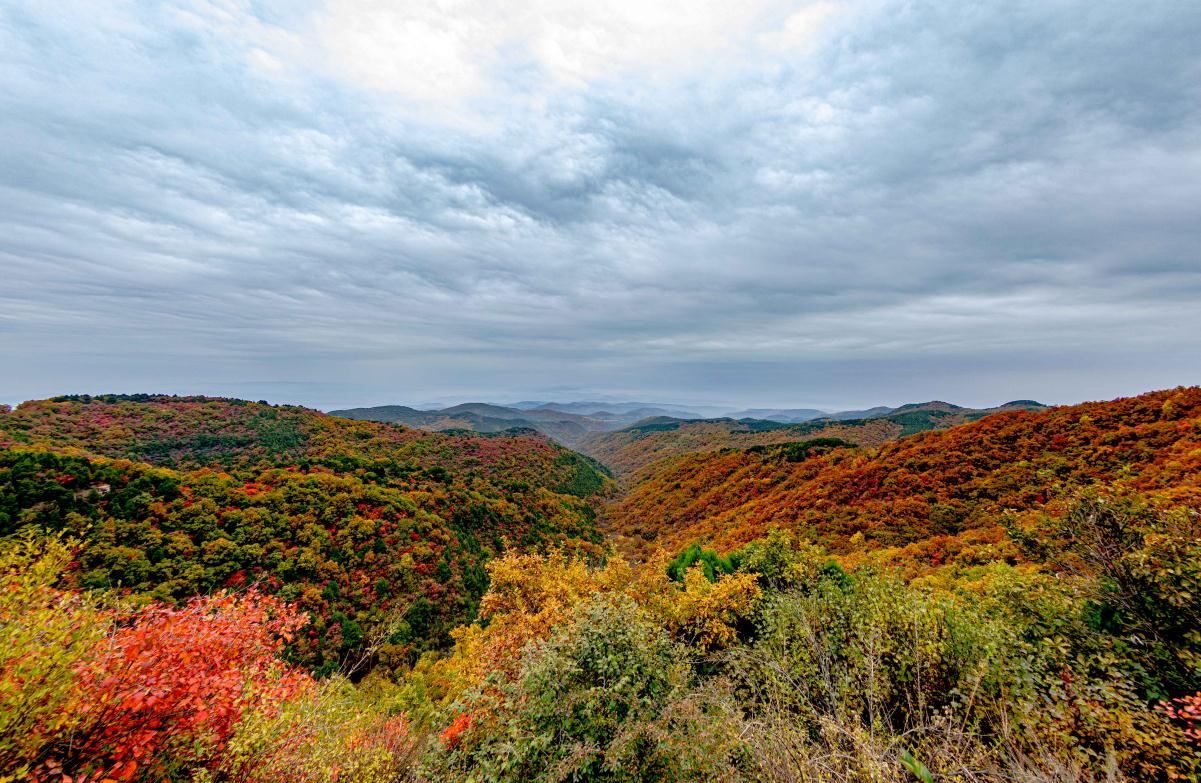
[605,387,1201,562]
[413,551,628,701]
[440,712,473,749]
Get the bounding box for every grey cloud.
[2,0,1200,411]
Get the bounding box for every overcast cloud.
[2,0,1199,411]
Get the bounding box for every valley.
[3,387,1200,782]
[331,397,1049,473]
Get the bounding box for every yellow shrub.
[660,567,762,652]
[0,534,113,783]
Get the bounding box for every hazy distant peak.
[725,408,827,423]
[327,404,423,417]
[825,406,895,421]
[889,401,965,414]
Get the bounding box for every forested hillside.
[603,387,1201,559]
[575,401,1048,478]
[576,416,900,477]
[4,389,1201,783]
[0,395,610,497]
[0,396,610,674]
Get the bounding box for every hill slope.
[577,417,903,477]
[604,387,1201,559]
[576,400,1047,478]
[0,395,610,497]
[0,395,612,673]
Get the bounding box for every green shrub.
[429,594,742,783]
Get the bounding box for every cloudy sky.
[2,0,1199,411]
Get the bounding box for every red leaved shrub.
[39,590,312,783]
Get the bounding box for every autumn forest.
[0,388,1198,782]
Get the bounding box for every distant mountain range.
[508,400,711,418]
[724,407,827,423]
[328,398,1049,455]
[822,399,1046,421]
[328,401,707,445]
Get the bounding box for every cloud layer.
[2,0,1200,409]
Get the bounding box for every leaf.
[900,749,934,783]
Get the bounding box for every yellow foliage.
[662,567,762,652]
[414,550,623,706]
[409,549,765,710]
[0,534,113,782]
[214,676,419,783]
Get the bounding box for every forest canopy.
[2,389,1201,782]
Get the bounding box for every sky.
[2,0,1200,412]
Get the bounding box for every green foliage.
[889,409,954,436]
[430,595,740,782]
[899,750,933,783]
[729,527,835,591]
[748,437,856,462]
[666,542,734,583]
[743,566,997,739]
[552,451,612,497]
[1009,492,1201,701]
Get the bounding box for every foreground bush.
[414,499,1201,782]
[1,535,110,781]
[0,535,418,782]
[1,539,309,782]
[213,677,423,783]
[426,595,742,783]
[728,563,1197,781]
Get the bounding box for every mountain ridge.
[601,386,1201,561]
[329,397,1049,454]
[573,399,1050,477]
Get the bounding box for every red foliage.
[1163,693,1201,745]
[440,711,473,749]
[47,591,312,782]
